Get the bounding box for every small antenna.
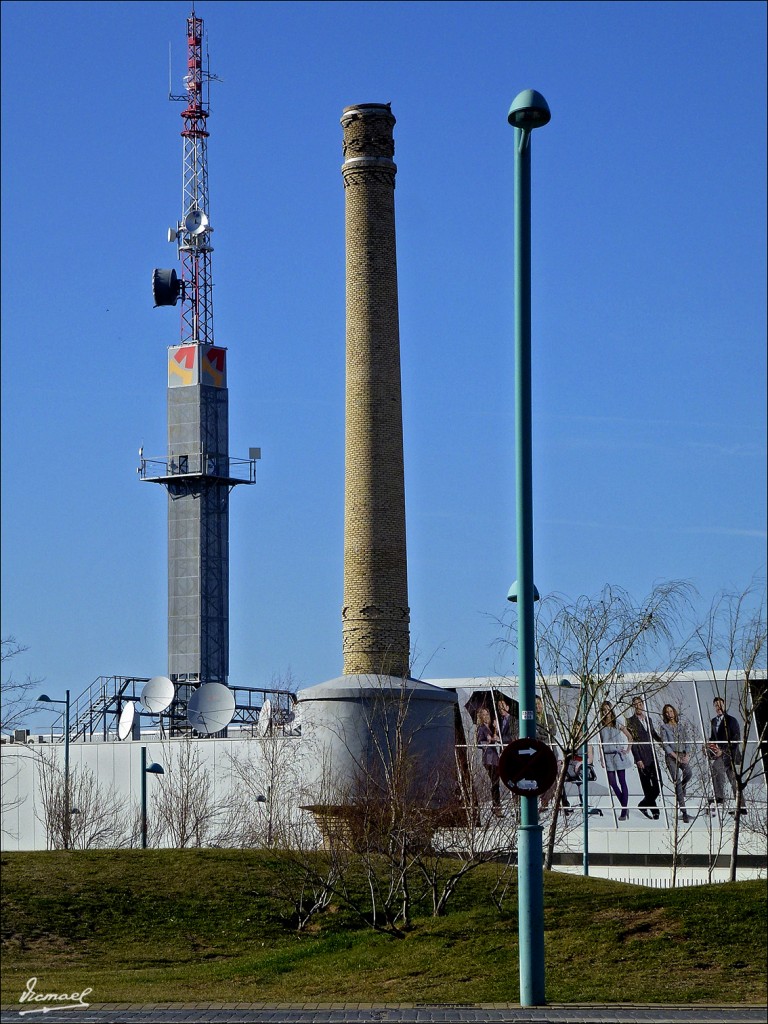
[168,41,186,102]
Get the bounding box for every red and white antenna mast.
[153,5,219,345]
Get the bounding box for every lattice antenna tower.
[167,7,220,345]
[146,7,257,701]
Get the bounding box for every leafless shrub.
[694,582,767,880]
[149,737,231,848]
[517,582,699,869]
[34,750,129,849]
[1,637,40,734]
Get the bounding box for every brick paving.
[1,1003,765,1024]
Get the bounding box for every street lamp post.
[580,684,590,876]
[507,88,550,1008]
[37,690,71,849]
[256,788,273,846]
[140,746,164,849]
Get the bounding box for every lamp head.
[145,762,164,775]
[507,580,541,603]
[507,89,551,131]
[37,693,53,703]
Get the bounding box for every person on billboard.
[476,708,502,817]
[625,695,662,819]
[496,697,515,746]
[660,703,693,823]
[598,701,633,821]
[706,697,746,815]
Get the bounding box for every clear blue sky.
[2,1,766,719]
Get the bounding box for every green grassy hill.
[1,850,765,1005]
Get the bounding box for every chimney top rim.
[341,102,395,122]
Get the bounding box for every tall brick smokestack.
[340,103,410,679]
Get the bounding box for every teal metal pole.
[582,689,589,876]
[64,690,70,851]
[141,745,148,849]
[513,125,546,1007]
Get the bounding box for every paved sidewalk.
[1,1004,765,1024]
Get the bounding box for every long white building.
[2,673,765,886]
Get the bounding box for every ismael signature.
[18,977,92,1016]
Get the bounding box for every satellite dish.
[167,226,178,243]
[152,267,181,307]
[184,209,209,235]
[140,676,175,715]
[186,683,235,735]
[257,699,272,737]
[285,704,301,736]
[117,700,136,741]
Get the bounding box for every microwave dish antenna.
[186,682,235,735]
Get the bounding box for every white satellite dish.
[141,676,175,714]
[257,699,272,737]
[117,700,136,741]
[288,705,301,735]
[186,683,235,735]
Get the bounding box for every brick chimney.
[340,103,410,678]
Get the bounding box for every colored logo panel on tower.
[168,345,198,387]
[202,347,227,387]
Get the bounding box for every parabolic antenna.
[289,705,301,735]
[257,699,272,737]
[141,676,175,714]
[186,683,235,735]
[117,700,136,741]
[152,267,181,307]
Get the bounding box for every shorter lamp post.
[256,788,274,846]
[38,690,71,849]
[140,746,164,849]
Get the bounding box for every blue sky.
[2,0,766,718]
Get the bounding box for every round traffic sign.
[498,737,557,797]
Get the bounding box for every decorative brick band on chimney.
[340,103,410,679]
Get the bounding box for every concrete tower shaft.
[144,9,256,696]
[340,103,410,679]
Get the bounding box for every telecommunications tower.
[142,7,258,694]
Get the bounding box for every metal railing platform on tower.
[41,676,297,743]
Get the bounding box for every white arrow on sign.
[518,747,537,756]
[516,779,538,790]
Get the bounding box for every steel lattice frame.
[178,13,213,345]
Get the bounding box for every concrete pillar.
[340,103,410,679]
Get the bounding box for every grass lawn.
[1,849,765,1005]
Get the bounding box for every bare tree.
[414,750,519,918]
[227,727,304,848]
[34,750,129,849]
[502,582,698,869]
[313,678,441,936]
[149,737,229,848]
[305,677,518,932]
[694,583,767,881]
[654,681,705,886]
[1,637,40,734]
[1,747,31,840]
